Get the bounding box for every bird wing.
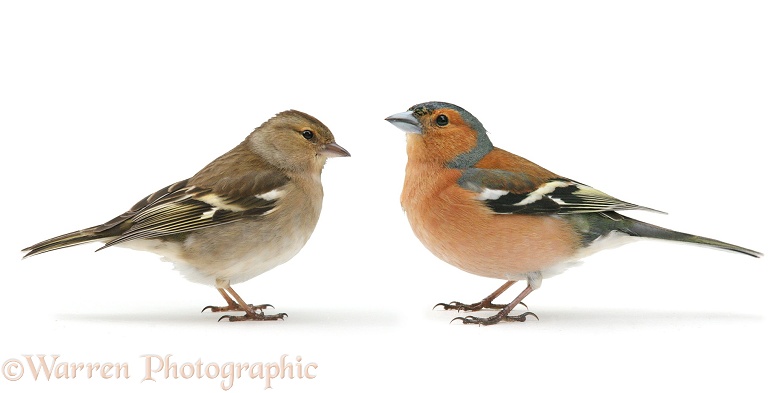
[457,168,660,215]
[96,170,290,249]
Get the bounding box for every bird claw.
[434,300,525,312]
[433,302,457,310]
[506,312,538,322]
[218,312,288,322]
[450,315,478,324]
[451,312,538,326]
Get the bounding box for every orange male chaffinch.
[23,110,350,322]
[386,101,761,326]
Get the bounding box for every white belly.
[540,231,638,279]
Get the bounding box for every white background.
[1,1,778,392]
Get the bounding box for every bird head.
[385,102,493,168]
[248,109,350,172]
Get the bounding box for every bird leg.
[452,283,538,326]
[201,288,274,313]
[202,287,286,322]
[434,280,525,311]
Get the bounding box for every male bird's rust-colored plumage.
[23,109,350,322]
[386,101,761,325]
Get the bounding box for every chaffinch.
[22,109,350,322]
[386,101,762,326]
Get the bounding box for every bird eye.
[435,114,449,127]
[301,130,314,140]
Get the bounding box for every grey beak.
[385,111,422,134]
[320,142,351,158]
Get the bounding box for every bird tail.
[620,216,762,258]
[21,226,108,258]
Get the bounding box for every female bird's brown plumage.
[23,109,350,322]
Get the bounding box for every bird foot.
[218,311,288,322]
[434,300,526,312]
[201,302,274,313]
[451,312,539,326]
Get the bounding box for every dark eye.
[302,130,314,140]
[435,114,449,127]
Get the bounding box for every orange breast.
[402,165,580,280]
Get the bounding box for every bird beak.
[320,142,351,158]
[385,111,422,134]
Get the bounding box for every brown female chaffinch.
[386,101,761,326]
[23,110,350,322]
